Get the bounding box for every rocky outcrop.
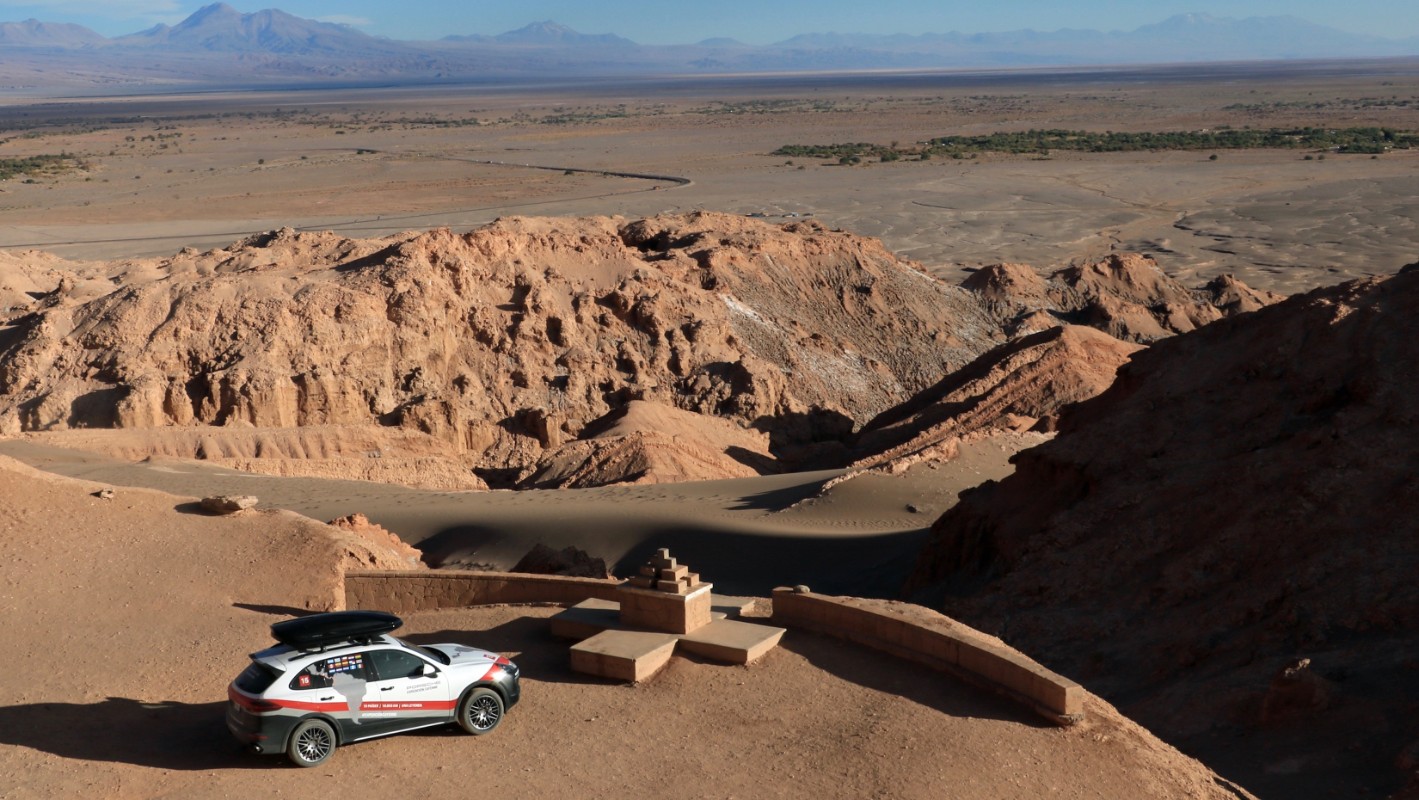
[846,325,1142,474]
[521,400,773,488]
[908,266,1419,798]
[327,512,424,568]
[0,248,117,325]
[963,253,1282,342]
[0,215,1277,489]
[510,543,610,578]
[199,494,258,514]
[0,214,1005,482]
[20,425,490,490]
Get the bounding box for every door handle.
[319,696,334,701]
[381,686,395,691]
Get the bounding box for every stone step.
[549,598,620,640]
[570,630,680,682]
[679,619,786,665]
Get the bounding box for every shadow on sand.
[603,524,930,597]
[723,473,837,511]
[418,521,929,598]
[0,697,269,770]
[776,628,1046,728]
[232,602,311,617]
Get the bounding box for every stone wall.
[342,571,1084,724]
[344,570,622,613]
[771,587,1084,724]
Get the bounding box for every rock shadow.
[607,523,929,597]
[723,473,837,511]
[173,501,215,515]
[232,602,311,617]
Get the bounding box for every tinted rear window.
[234,661,281,693]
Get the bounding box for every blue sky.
[4,0,1417,44]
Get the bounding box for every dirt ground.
[0,456,1245,799]
[1,65,1417,296]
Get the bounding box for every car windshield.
[395,637,449,665]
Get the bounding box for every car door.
[288,651,373,741]
[363,647,453,734]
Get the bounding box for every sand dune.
[0,431,1036,597]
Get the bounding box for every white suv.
[227,611,521,767]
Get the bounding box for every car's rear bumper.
[227,701,298,755]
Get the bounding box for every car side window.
[290,652,368,690]
[367,648,429,681]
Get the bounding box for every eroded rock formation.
[0,216,1276,487]
[963,252,1283,342]
[846,325,1143,474]
[909,266,1419,797]
[522,400,773,488]
[327,512,425,568]
[0,214,1003,482]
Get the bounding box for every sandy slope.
[0,456,1248,799]
[0,432,1037,597]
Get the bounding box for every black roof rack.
[271,610,403,650]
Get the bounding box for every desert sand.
[1,66,1416,296]
[0,432,1038,597]
[0,455,1246,799]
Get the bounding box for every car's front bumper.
[495,662,521,709]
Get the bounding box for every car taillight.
[229,685,280,713]
[495,655,511,667]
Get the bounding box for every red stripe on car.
[358,701,458,711]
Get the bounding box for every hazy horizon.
[2,1,1417,46]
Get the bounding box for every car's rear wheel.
[287,718,336,767]
[457,687,504,735]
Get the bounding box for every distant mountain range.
[1,4,1416,93]
[443,20,635,48]
[112,2,394,54]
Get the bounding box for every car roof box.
[271,610,403,649]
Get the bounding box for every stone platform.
[556,598,785,681]
[553,549,785,682]
[570,630,680,682]
[680,619,785,664]
[550,595,757,640]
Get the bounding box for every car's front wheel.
[457,687,504,735]
[287,718,337,767]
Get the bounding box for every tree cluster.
[773,127,1416,162]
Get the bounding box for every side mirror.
[422,663,438,677]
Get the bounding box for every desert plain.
[2,60,1418,292]
[2,58,1419,799]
